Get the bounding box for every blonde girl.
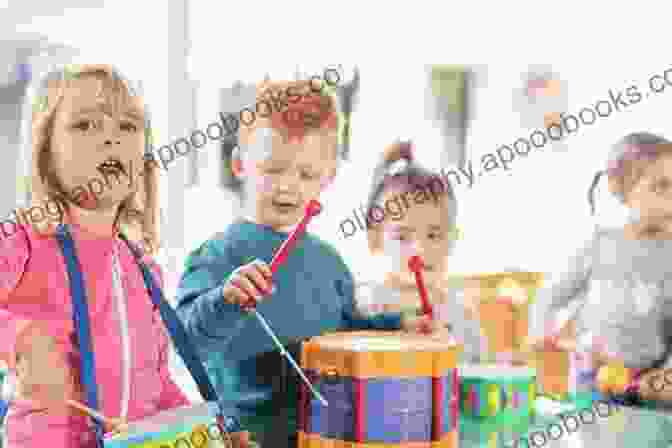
[0,65,246,447]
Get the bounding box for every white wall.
[5,0,672,283]
[0,82,26,217]
[185,1,672,282]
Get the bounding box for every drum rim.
[310,331,459,351]
[458,363,537,379]
[103,402,219,445]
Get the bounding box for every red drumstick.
[270,199,322,274]
[408,255,433,319]
[241,199,322,310]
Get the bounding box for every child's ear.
[367,227,383,253]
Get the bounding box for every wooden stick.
[66,399,126,432]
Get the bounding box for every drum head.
[313,331,458,352]
[104,402,219,445]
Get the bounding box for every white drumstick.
[66,399,128,433]
[252,311,328,407]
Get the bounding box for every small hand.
[227,431,251,448]
[14,322,78,410]
[402,314,443,335]
[222,260,274,312]
[104,417,129,435]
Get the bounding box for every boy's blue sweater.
[175,219,402,437]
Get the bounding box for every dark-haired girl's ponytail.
[587,170,605,216]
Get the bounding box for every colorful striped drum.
[298,331,461,448]
[104,403,232,448]
[459,365,536,423]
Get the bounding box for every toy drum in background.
[459,365,536,423]
[104,403,236,448]
[298,331,461,447]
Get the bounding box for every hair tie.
[398,141,414,161]
[608,144,659,176]
[384,141,414,178]
[587,170,605,216]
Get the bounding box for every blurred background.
[1,0,671,400]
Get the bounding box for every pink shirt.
[0,224,189,448]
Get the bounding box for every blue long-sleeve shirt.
[175,219,402,436]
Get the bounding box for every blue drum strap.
[0,398,8,426]
[55,224,105,448]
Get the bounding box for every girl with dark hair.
[353,140,486,363]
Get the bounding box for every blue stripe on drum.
[519,386,527,411]
[500,386,508,411]
[318,376,355,440]
[322,405,355,441]
[308,397,325,435]
[365,378,432,443]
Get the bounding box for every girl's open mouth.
[97,157,126,177]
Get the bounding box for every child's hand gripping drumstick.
[226,200,328,407]
[66,399,128,434]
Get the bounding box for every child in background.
[175,79,436,448]
[354,141,486,363]
[528,132,672,406]
[0,65,247,447]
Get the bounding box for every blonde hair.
[19,64,160,254]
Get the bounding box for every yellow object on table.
[596,362,632,395]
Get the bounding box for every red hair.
[264,84,338,143]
